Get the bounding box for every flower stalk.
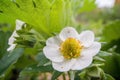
[70,71,75,80]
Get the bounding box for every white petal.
[7,44,16,51]
[8,31,18,45]
[52,59,76,72]
[81,42,101,57]
[43,46,64,62]
[7,20,25,52]
[59,27,79,41]
[16,19,25,30]
[7,31,18,52]
[71,56,92,70]
[46,36,62,47]
[79,30,94,47]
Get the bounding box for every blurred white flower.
[95,0,115,8]
[43,27,101,72]
[7,20,25,51]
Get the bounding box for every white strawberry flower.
[43,27,101,72]
[7,20,25,51]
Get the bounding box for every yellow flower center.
[60,38,83,59]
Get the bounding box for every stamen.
[60,38,83,59]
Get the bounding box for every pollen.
[60,38,83,59]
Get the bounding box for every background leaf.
[0,31,11,58]
[102,20,120,42]
[98,51,120,79]
[51,70,63,80]
[0,48,24,75]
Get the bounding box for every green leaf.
[51,70,63,80]
[87,67,103,78]
[97,51,112,57]
[93,56,105,65]
[101,39,120,53]
[20,64,53,75]
[72,0,96,14]
[115,53,120,68]
[0,0,73,37]
[0,48,24,75]
[105,74,115,80]
[79,66,115,80]
[102,20,120,42]
[0,31,11,58]
[79,70,86,79]
[98,51,120,78]
[19,64,54,80]
[35,52,50,66]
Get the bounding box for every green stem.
[70,71,75,80]
[63,73,66,80]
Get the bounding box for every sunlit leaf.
[0,0,73,37]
